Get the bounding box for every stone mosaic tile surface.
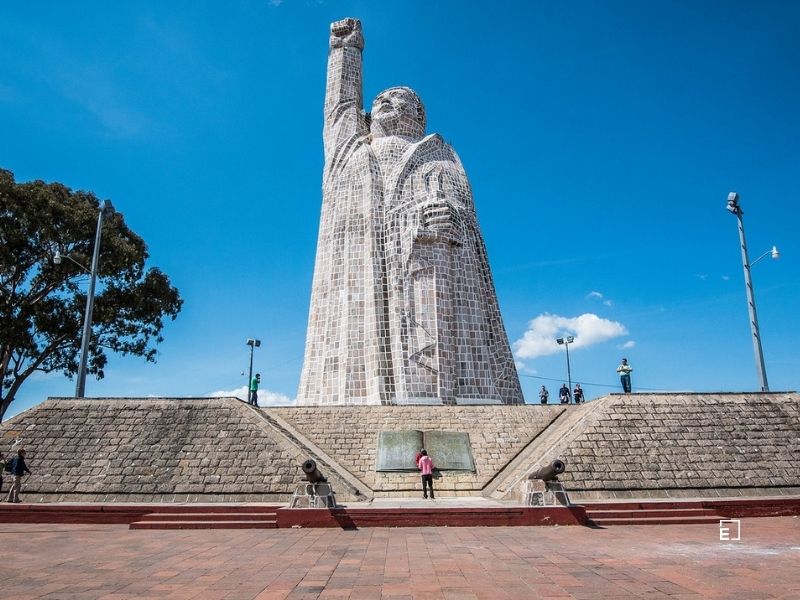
[298,18,522,406]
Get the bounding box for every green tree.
[0,169,183,421]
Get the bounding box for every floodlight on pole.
[727,192,770,392]
[556,335,574,400]
[74,200,114,398]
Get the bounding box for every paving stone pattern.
[272,405,563,496]
[3,518,800,599]
[298,18,522,406]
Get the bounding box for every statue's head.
[370,86,425,139]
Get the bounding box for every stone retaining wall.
[490,393,800,501]
[0,398,354,502]
[2,393,797,502]
[271,405,564,496]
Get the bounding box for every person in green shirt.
[250,373,261,406]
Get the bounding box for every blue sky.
[2,1,798,416]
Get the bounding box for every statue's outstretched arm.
[324,18,365,162]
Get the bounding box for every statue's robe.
[299,125,521,405]
[297,114,389,405]
[383,135,522,405]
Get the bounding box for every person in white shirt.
[617,358,633,393]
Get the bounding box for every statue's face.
[370,87,425,139]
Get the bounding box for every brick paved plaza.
[2,517,798,599]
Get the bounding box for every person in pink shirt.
[418,449,435,499]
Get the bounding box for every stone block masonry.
[1,393,797,502]
[490,392,800,501]
[272,405,564,496]
[0,398,359,503]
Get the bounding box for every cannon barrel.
[528,459,566,482]
[302,459,327,483]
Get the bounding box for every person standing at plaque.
[418,449,435,500]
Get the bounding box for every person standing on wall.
[617,358,633,393]
[559,383,571,405]
[250,373,261,406]
[539,385,549,404]
[5,448,31,503]
[418,449,435,500]
[573,383,584,404]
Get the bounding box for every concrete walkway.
[1,516,798,598]
[359,497,514,509]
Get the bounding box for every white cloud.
[514,361,537,375]
[258,390,295,407]
[620,340,636,349]
[208,385,295,407]
[588,291,614,308]
[512,313,629,359]
[721,275,731,281]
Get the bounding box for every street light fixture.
[72,200,115,397]
[246,338,261,405]
[53,251,90,272]
[750,245,780,266]
[556,335,574,401]
[726,192,773,392]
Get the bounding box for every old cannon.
[527,459,566,482]
[302,459,327,484]
[290,459,336,508]
[525,459,570,506]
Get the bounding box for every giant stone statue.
[298,18,523,406]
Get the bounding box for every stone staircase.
[129,505,280,530]
[584,500,725,526]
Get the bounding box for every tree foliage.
[0,169,183,421]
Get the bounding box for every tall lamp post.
[65,200,114,398]
[246,338,261,405]
[556,336,574,398]
[726,192,776,392]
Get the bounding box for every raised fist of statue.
[420,200,460,240]
[330,18,364,50]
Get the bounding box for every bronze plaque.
[375,430,475,472]
[424,431,475,471]
[376,430,423,471]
